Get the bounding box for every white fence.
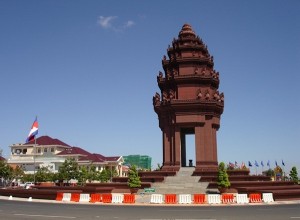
[178,194,192,204]
[208,194,221,204]
[150,194,163,204]
[236,194,249,204]
[112,193,124,203]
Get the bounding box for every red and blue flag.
[26,117,38,143]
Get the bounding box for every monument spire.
[153,24,224,172]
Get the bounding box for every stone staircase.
[142,167,210,194]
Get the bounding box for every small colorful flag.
[282,160,285,166]
[235,161,238,167]
[255,160,259,167]
[248,161,252,167]
[26,117,39,143]
[275,160,278,166]
[261,161,264,167]
[267,160,270,167]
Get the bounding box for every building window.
[44,148,47,153]
[51,148,55,153]
[38,148,41,153]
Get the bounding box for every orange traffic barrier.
[194,194,206,204]
[222,194,234,203]
[56,192,64,201]
[249,193,262,203]
[70,193,80,202]
[90,193,102,203]
[123,194,135,203]
[165,194,177,204]
[102,193,112,203]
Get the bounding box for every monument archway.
[153,24,224,172]
[180,128,195,167]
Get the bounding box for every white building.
[7,135,124,176]
[56,146,124,176]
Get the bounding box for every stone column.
[212,126,217,162]
[180,131,186,167]
[195,125,205,167]
[175,127,181,166]
[163,127,171,166]
[204,118,213,163]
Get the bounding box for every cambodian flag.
[26,117,38,143]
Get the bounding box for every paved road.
[0,199,300,220]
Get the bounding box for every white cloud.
[98,16,135,32]
[98,16,117,29]
[123,20,135,28]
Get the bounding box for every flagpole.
[27,116,38,184]
[33,138,36,183]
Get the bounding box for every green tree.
[127,165,141,188]
[0,160,13,186]
[35,166,54,182]
[78,166,89,185]
[22,174,34,182]
[98,167,117,182]
[0,161,24,186]
[87,165,101,183]
[289,166,299,183]
[99,168,110,182]
[217,162,231,190]
[13,165,25,181]
[52,172,64,186]
[265,168,275,177]
[58,158,79,184]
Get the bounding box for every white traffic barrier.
[208,194,221,204]
[79,193,90,202]
[262,193,274,203]
[62,193,72,202]
[150,194,163,204]
[236,194,249,204]
[112,193,123,203]
[28,197,32,202]
[9,195,13,200]
[178,194,192,204]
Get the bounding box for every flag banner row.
[229,160,285,168]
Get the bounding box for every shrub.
[127,165,141,188]
[289,166,299,183]
[217,162,231,189]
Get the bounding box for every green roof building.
[123,155,152,170]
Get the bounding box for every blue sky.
[1,0,299,174]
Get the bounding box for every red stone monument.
[153,24,224,172]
